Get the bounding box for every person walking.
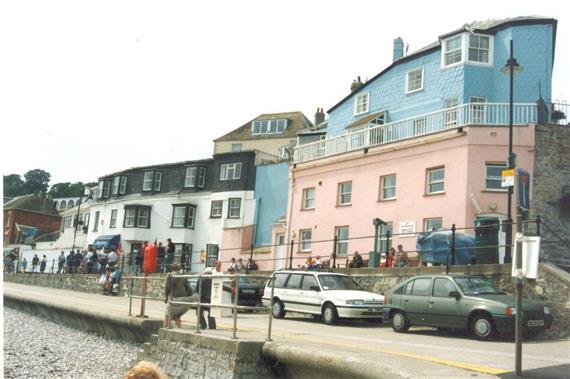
[163,264,198,328]
[165,238,175,273]
[107,249,118,268]
[21,257,28,273]
[31,254,39,273]
[395,244,409,267]
[157,242,166,273]
[57,251,66,274]
[66,251,74,273]
[39,255,47,273]
[197,268,216,329]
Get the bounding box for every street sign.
[517,168,530,211]
[512,234,540,279]
[501,169,515,187]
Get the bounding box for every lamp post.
[71,187,92,255]
[500,39,523,264]
[373,218,387,267]
[501,39,524,377]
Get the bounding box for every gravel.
[3,307,142,379]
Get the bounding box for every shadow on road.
[499,364,570,378]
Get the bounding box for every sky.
[1,0,568,186]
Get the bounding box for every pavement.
[4,282,570,378]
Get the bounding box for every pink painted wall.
[283,125,535,265]
[219,225,253,271]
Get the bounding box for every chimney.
[393,37,404,62]
[350,76,364,93]
[314,108,325,126]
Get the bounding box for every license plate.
[527,319,544,327]
[242,289,256,294]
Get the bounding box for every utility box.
[368,251,380,268]
[209,276,231,318]
[474,217,500,264]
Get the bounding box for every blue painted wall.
[327,22,554,136]
[254,162,289,246]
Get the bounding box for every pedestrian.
[350,251,363,268]
[21,257,28,273]
[133,247,141,274]
[235,258,243,273]
[384,247,395,268]
[86,249,94,273]
[395,244,409,267]
[157,242,166,273]
[39,255,47,273]
[198,267,216,329]
[31,254,39,273]
[99,249,108,273]
[91,250,99,274]
[108,249,118,268]
[165,238,175,273]
[227,257,237,273]
[124,361,167,379]
[163,264,198,328]
[315,256,322,269]
[66,251,74,273]
[74,250,83,273]
[246,258,258,272]
[57,251,66,274]
[4,254,13,273]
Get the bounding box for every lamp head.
[373,218,387,226]
[501,57,523,74]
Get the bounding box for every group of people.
[134,238,186,274]
[348,244,410,268]
[17,254,48,273]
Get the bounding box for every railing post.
[266,275,275,342]
[138,272,148,318]
[128,276,134,317]
[196,274,202,334]
[289,240,294,269]
[447,224,456,274]
[168,274,173,329]
[332,236,337,269]
[50,259,55,274]
[232,274,239,340]
[536,215,541,237]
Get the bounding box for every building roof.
[327,16,557,114]
[213,111,313,142]
[3,194,60,216]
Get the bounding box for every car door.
[298,274,322,314]
[425,278,463,327]
[283,273,303,311]
[402,277,432,324]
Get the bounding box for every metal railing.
[294,102,538,163]
[126,273,277,341]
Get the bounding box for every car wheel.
[322,304,339,325]
[392,311,410,333]
[271,299,286,319]
[470,314,495,340]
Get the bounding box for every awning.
[92,235,121,250]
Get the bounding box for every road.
[4,282,569,378]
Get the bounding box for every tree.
[49,182,88,197]
[23,169,51,194]
[3,174,27,197]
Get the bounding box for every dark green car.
[383,275,553,340]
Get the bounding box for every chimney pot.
[393,37,404,62]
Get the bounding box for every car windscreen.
[453,277,504,295]
[318,275,361,291]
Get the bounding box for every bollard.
[232,274,239,340]
[266,276,276,341]
[138,273,148,318]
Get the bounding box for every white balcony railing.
[294,102,537,163]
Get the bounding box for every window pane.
[137,208,149,227]
[112,177,120,194]
[125,209,136,227]
[185,167,197,187]
[432,278,455,297]
[110,209,117,228]
[302,275,318,290]
[143,172,153,191]
[187,206,195,228]
[198,167,206,188]
[153,172,162,191]
[286,274,303,289]
[411,278,432,296]
[301,229,312,251]
[172,206,186,227]
[119,177,127,194]
[211,200,223,217]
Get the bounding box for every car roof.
[273,270,347,276]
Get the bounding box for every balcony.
[293,102,538,164]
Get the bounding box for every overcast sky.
[1,0,568,185]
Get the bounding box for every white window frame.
[197,167,206,188]
[442,35,463,67]
[112,176,120,195]
[124,209,136,227]
[424,217,443,232]
[172,206,187,228]
[187,206,196,228]
[251,119,288,135]
[467,34,492,66]
[335,226,349,256]
[137,207,150,228]
[228,198,241,219]
[153,172,162,192]
[210,200,223,218]
[470,96,487,124]
[427,167,445,194]
[338,181,352,205]
[444,97,459,127]
[300,229,312,252]
[119,176,127,194]
[185,167,197,188]
[485,162,508,191]
[405,68,424,94]
[353,92,370,115]
[302,187,315,209]
[231,143,242,152]
[220,163,242,181]
[380,174,396,200]
[441,33,494,68]
[143,171,154,191]
[109,209,118,228]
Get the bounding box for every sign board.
[512,234,540,279]
[398,221,416,237]
[517,168,530,211]
[501,169,515,187]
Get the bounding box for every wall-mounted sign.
[399,221,416,237]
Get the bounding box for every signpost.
[501,168,515,188]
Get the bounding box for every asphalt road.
[4,282,569,378]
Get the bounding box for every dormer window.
[354,92,369,115]
[143,171,162,192]
[97,180,111,199]
[251,119,287,135]
[184,167,206,188]
[112,176,127,195]
[442,33,493,68]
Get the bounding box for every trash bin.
[474,217,499,264]
[368,251,380,268]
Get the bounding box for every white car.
[262,270,384,325]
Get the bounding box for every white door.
[275,234,286,270]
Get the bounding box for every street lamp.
[372,218,387,266]
[501,39,524,377]
[71,187,92,255]
[501,39,523,264]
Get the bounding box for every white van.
[262,270,384,325]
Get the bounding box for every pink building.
[277,123,535,268]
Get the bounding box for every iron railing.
[294,102,538,163]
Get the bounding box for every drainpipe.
[285,166,296,256]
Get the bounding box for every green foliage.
[3,174,27,197]
[23,169,51,194]
[49,182,86,197]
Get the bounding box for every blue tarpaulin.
[416,231,475,265]
[93,235,121,250]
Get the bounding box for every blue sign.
[517,168,530,211]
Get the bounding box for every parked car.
[186,276,265,307]
[262,270,384,325]
[383,275,553,340]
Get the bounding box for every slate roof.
[214,112,313,142]
[328,16,557,113]
[3,194,59,216]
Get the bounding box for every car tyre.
[392,311,410,333]
[271,299,286,319]
[322,303,339,325]
[470,314,495,340]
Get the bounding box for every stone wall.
[531,123,570,270]
[138,328,274,379]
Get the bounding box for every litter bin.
[474,217,499,264]
[368,251,380,268]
